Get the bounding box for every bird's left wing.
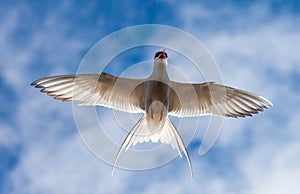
[168,81,272,118]
[31,73,145,113]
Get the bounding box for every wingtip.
[31,77,44,86]
[30,81,37,86]
[259,95,273,108]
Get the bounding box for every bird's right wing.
[169,81,272,118]
[31,73,146,113]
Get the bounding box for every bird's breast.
[144,80,170,111]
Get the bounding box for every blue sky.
[1,0,300,193]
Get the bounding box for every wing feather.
[31,73,145,113]
[169,81,272,118]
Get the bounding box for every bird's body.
[144,57,170,132]
[31,50,272,176]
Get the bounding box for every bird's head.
[154,49,168,64]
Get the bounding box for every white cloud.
[240,142,300,194]
[9,134,128,194]
[0,124,20,148]
[0,4,88,93]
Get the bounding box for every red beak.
[159,52,166,59]
[159,48,167,59]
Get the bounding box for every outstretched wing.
[169,81,273,118]
[31,73,145,113]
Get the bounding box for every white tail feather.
[111,116,193,178]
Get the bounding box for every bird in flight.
[31,49,272,176]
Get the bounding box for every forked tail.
[111,115,193,178]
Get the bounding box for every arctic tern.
[31,49,273,176]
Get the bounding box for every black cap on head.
[154,51,168,59]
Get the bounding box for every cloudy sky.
[1,0,300,193]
